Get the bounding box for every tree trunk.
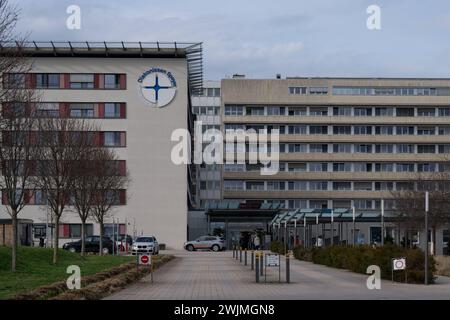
[53,216,60,264]
[11,212,18,272]
[81,220,86,256]
[99,222,103,256]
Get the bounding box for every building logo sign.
[138,68,177,108]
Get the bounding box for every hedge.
[269,240,286,255]
[292,244,435,284]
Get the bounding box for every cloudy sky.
[10,0,450,80]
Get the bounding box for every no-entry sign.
[139,254,151,265]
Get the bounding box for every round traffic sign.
[395,260,404,269]
[140,255,149,264]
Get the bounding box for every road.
[106,250,450,300]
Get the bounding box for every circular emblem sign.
[138,67,177,108]
[140,255,149,265]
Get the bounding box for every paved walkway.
[106,250,450,300]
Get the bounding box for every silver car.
[131,236,159,255]
[184,236,225,252]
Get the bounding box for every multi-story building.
[0,41,202,249]
[221,76,450,253]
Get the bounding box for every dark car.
[63,236,115,254]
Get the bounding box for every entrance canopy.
[205,201,282,223]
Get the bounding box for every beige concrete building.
[221,76,450,251]
[0,42,203,249]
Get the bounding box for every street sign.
[392,258,406,270]
[265,254,280,267]
[139,254,151,265]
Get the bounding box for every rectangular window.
[375,163,394,172]
[309,125,328,134]
[333,163,352,172]
[333,144,352,153]
[417,145,436,153]
[267,181,285,191]
[104,132,122,147]
[396,108,414,117]
[438,145,450,154]
[375,126,393,135]
[36,73,60,89]
[8,73,25,88]
[69,103,94,118]
[354,182,373,191]
[354,126,372,135]
[309,163,328,172]
[375,144,394,153]
[309,107,328,116]
[36,103,60,117]
[438,108,450,117]
[309,87,328,95]
[417,126,435,135]
[224,105,244,116]
[224,180,244,190]
[355,144,372,153]
[418,163,436,172]
[354,200,373,210]
[69,74,94,89]
[397,144,414,153]
[104,74,120,89]
[247,107,264,116]
[333,182,351,191]
[289,87,307,95]
[417,108,435,117]
[309,181,328,191]
[354,163,372,172]
[396,163,415,172]
[246,181,264,191]
[288,125,307,135]
[354,107,372,116]
[267,106,285,116]
[310,144,328,153]
[288,107,307,116]
[333,126,351,135]
[396,126,414,135]
[375,182,394,191]
[288,181,307,191]
[375,107,393,116]
[287,144,307,153]
[333,107,352,116]
[288,163,307,172]
[104,103,121,118]
[288,199,307,209]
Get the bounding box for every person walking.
[254,234,260,250]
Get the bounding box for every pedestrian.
[39,237,45,248]
[254,234,260,250]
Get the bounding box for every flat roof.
[0,41,203,93]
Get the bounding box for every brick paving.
[106,250,450,300]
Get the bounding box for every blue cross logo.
[143,74,172,102]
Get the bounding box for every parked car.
[115,234,133,251]
[184,236,226,252]
[62,236,115,254]
[131,236,159,255]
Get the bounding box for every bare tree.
[71,138,101,256]
[34,117,96,263]
[90,148,129,255]
[0,0,37,271]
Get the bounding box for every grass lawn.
[0,246,133,299]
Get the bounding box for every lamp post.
[331,209,334,246]
[352,206,356,246]
[425,191,429,285]
[381,199,385,246]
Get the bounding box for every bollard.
[233,245,235,258]
[260,251,264,276]
[244,249,247,266]
[255,252,260,283]
[251,250,254,270]
[286,251,291,283]
[239,247,242,263]
[236,246,239,260]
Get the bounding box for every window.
[375,107,393,116]
[36,73,60,89]
[309,163,328,172]
[333,163,352,172]
[104,103,121,118]
[59,223,93,238]
[418,108,435,117]
[439,108,450,117]
[354,199,373,209]
[104,132,122,147]
[333,126,351,135]
[309,125,328,134]
[288,125,307,134]
[246,181,264,191]
[355,144,372,153]
[287,144,307,153]
[354,163,372,172]
[354,126,372,135]
[438,145,450,154]
[396,182,414,191]
[354,182,373,191]
[375,144,394,153]
[104,74,120,89]
[289,87,307,95]
[309,181,328,191]
[396,163,415,172]
[418,163,436,172]
[396,126,414,135]
[396,108,414,117]
[375,126,393,135]
[333,144,352,153]
[309,107,328,116]
[36,103,59,117]
[267,106,285,115]
[288,107,307,116]
[310,144,328,153]
[267,181,285,191]
[288,163,307,172]
[309,87,328,95]
[224,180,244,190]
[354,107,372,116]
[333,182,351,191]
[397,144,414,153]
[224,164,245,172]
[288,181,307,190]
[8,73,25,88]
[69,103,94,118]
[248,107,264,116]
[375,182,394,191]
[224,105,244,116]
[417,145,436,154]
[443,230,450,244]
[288,199,307,209]
[375,163,394,172]
[309,200,328,209]
[438,126,450,135]
[70,74,94,89]
[417,126,435,135]
[333,107,352,116]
